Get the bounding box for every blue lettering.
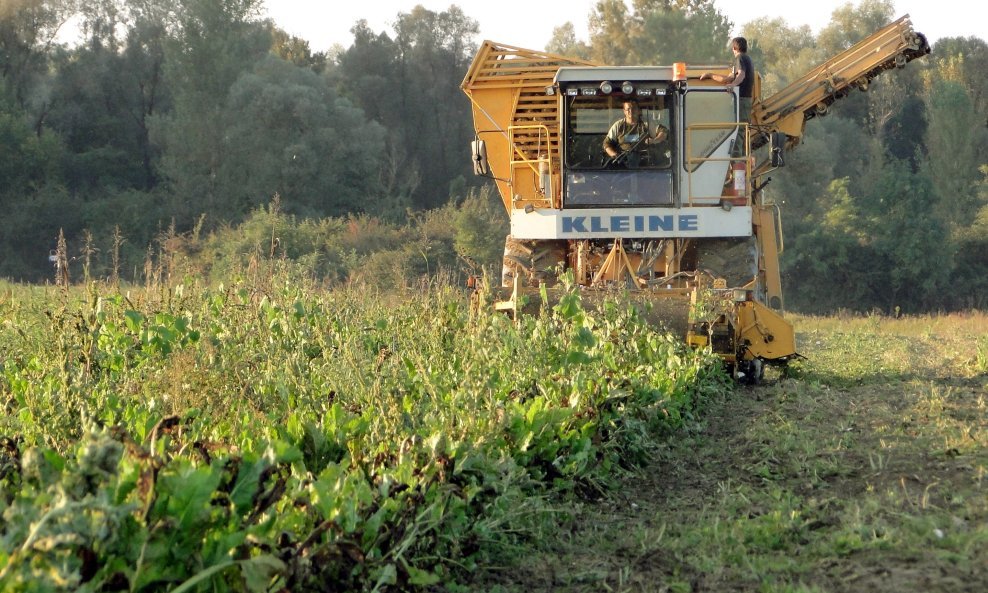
[562,213,703,234]
[649,215,673,231]
[679,215,698,231]
[562,217,587,233]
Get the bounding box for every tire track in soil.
[475,370,987,593]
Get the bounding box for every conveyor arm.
[751,15,930,150]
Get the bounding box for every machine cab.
[556,69,678,209]
[555,66,743,210]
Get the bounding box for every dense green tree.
[921,60,988,228]
[773,114,874,229]
[450,186,507,270]
[153,0,270,224]
[335,22,399,124]
[39,0,176,278]
[588,0,633,64]
[775,117,879,311]
[46,40,161,192]
[0,0,983,311]
[931,37,988,117]
[739,17,815,95]
[391,5,479,209]
[950,167,988,308]
[587,0,729,65]
[335,22,415,209]
[862,159,952,311]
[633,2,731,64]
[0,0,74,118]
[270,27,326,71]
[219,55,386,217]
[120,9,171,190]
[336,6,479,211]
[879,95,925,168]
[0,1,75,281]
[783,159,951,313]
[77,0,125,50]
[816,0,895,54]
[0,109,73,280]
[546,22,592,60]
[0,109,60,189]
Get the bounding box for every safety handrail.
[684,122,751,207]
[508,123,553,206]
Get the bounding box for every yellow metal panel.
[737,301,796,361]
[462,42,598,213]
[753,205,783,310]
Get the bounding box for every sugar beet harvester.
[461,16,929,382]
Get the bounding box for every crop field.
[479,312,988,592]
[1,273,985,592]
[0,272,723,592]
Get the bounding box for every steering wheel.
[604,149,631,168]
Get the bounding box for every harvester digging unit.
[461,16,929,381]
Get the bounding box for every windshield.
[565,93,673,170]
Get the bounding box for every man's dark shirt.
[736,53,754,98]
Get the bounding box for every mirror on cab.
[770,132,786,167]
[471,139,489,175]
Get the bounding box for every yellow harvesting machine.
[461,16,929,381]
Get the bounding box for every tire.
[739,359,764,385]
[501,237,567,288]
[694,237,757,288]
[728,359,764,385]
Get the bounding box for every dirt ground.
[470,320,988,592]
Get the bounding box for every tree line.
[1,0,986,312]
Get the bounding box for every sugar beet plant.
[0,273,724,591]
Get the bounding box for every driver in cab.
[603,99,668,166]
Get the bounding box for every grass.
[474,311,988,592]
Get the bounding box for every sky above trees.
[262,0,985,54]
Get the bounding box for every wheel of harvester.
[501,236,530,287]
[530,242,568,286]
[737,359,764,385]
[694,237,757,288]
[725,359,764,385]
[501,237,567,287]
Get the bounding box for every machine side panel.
[462,41,597,212]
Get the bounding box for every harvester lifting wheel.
[694,237,757,288]
[733,359,764,385]
[502,237,567,288]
